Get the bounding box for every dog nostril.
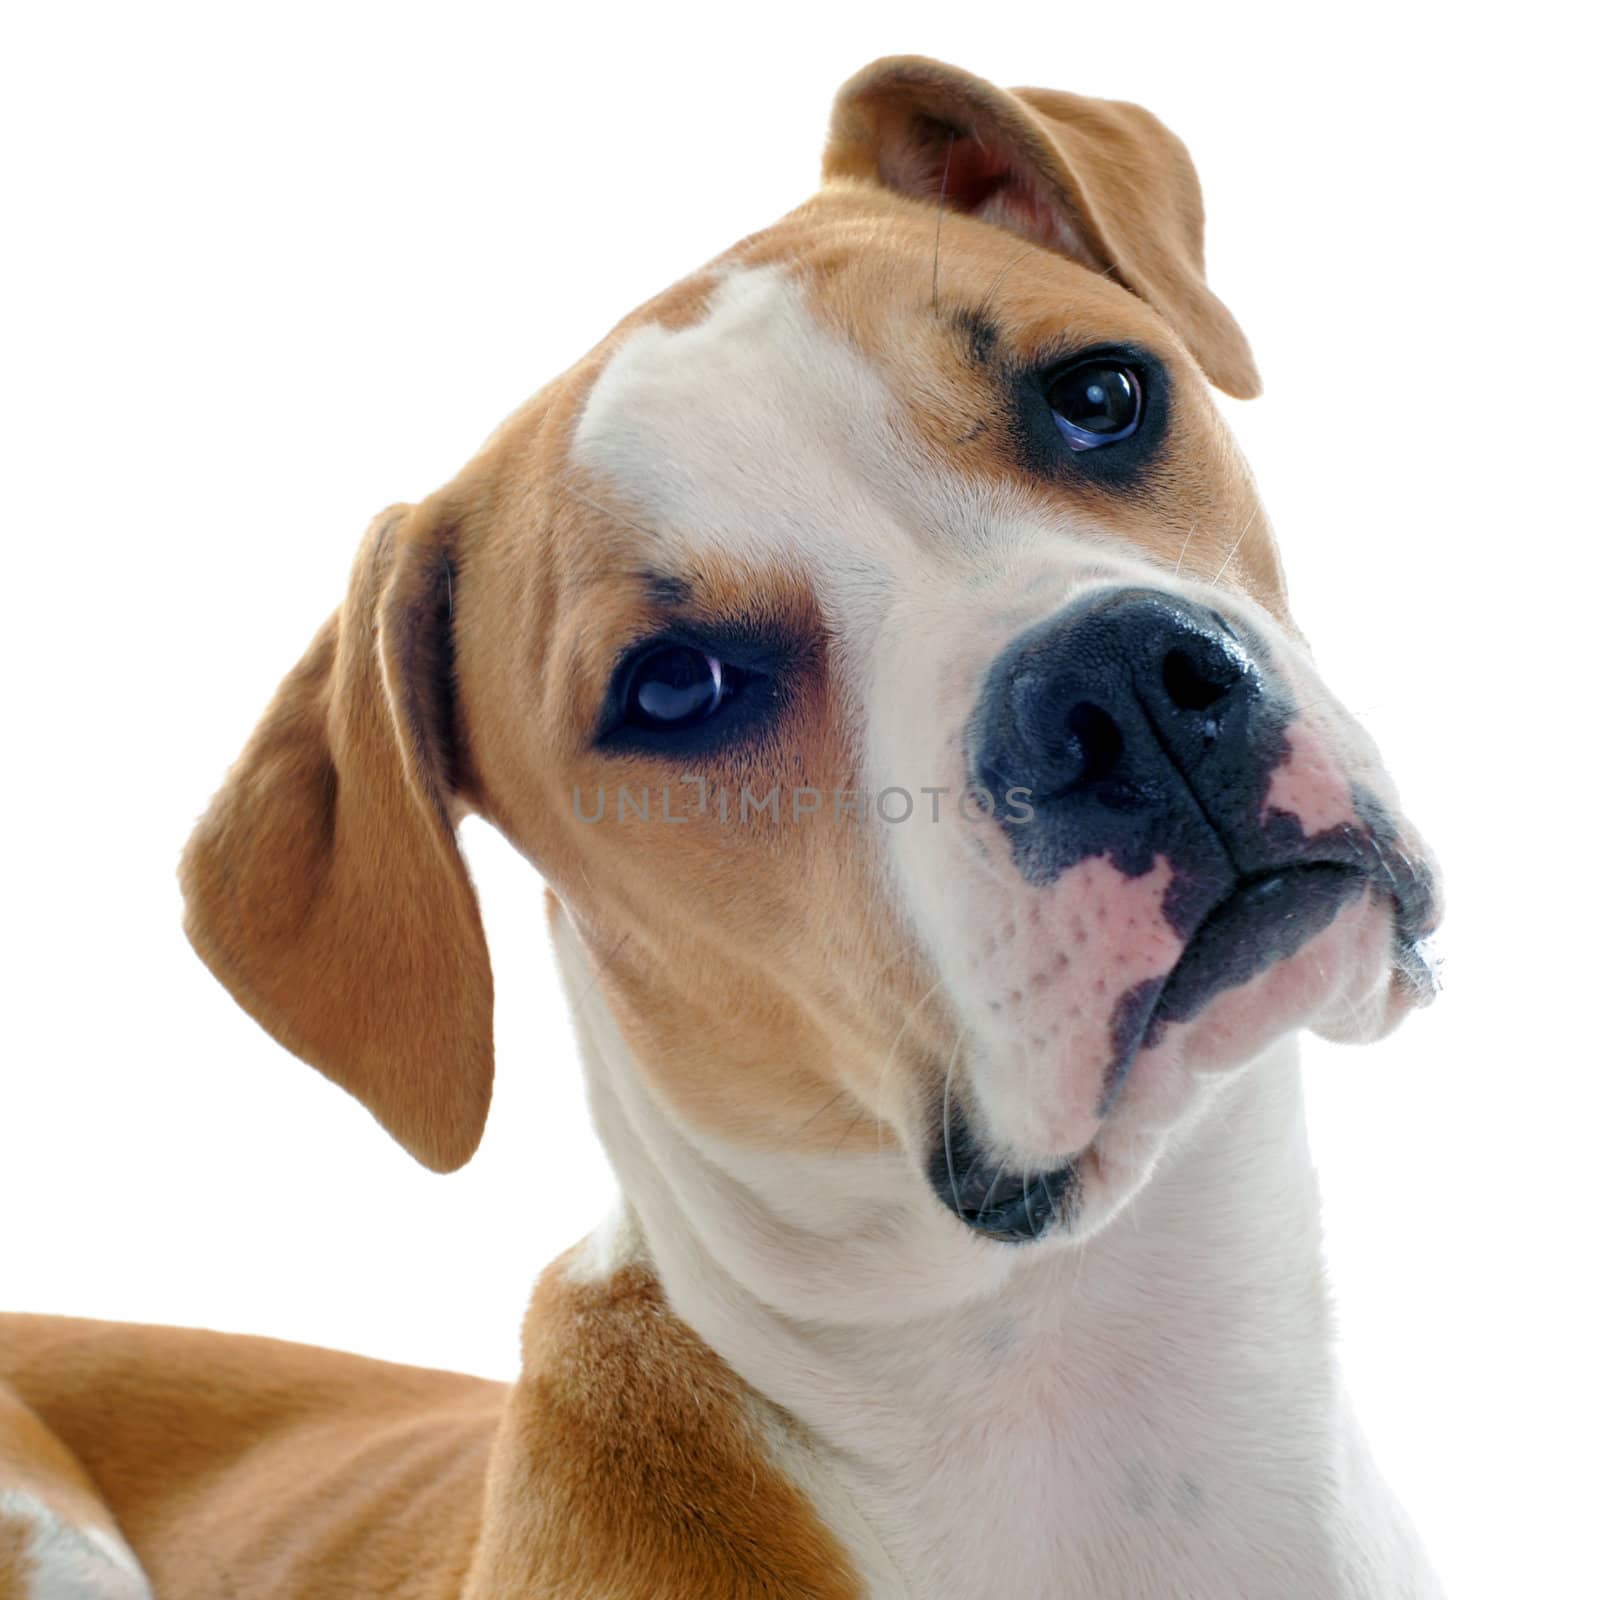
[1161,644,1239,713]
[1065,702,1123,784]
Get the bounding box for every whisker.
[831,1103,870,1155]
[1209,508,1259,588]
[569,928,632,1015]
[1019,1158,1041,1239]
[857,941,937,993]
[975,241,1035,323]
[931,132,955,315]
[1172,521,1197,579]
[875,978,947,1154]
[558,474,662,543]
[940,1027,969,1214]
[794,1087,848,1136]
[978,1160,1011,1218]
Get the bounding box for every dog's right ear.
[824,55,1260,399]
[179,500,494,1173]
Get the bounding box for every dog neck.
[551,908,1421,1599]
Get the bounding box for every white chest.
[793,1275,1368,1600]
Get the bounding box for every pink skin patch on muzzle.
[1262,721,1360,839]
[965,855,1184,1157]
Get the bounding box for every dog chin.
[938,889,1425,1243]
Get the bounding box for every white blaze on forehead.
[570,260,1150,742]
[573,265,904,637]
[568,263,1402,1129]
[571,265,1093,664]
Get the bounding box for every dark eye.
[1047,361,1142,451]
[623,645,734,729]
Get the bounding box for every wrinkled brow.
[947,304,1003,369]
[637,570,693,608]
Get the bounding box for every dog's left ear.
[179,498,493,1173]
[824,55,1261,399]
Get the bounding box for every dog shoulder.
[466,1226,866,1599]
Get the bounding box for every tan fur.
[0,1316,494,1595]
[8,57,1283,1595]
[0,1383,121,1555]
[0,1385,86,1597]
[177,504,494,1174]
[0,1274,859,1597]
[825,56,1262,399]
[465,1258,861,1598]
[732,189,1285,607]
[0,1522,33,1600]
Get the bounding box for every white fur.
[0,1491,151,1600]
[554,908,1442,1599]
[566,265,1443,1596]
[573,265,1409,1179]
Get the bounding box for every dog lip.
[929,1101,1081,1243]
[1100,861,1367,1114]
[933,854,1430,1235]
[941,1160,1080,1244]
[1394,925,1444,1004]
[1157,862,1365,1023]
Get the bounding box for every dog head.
[182,57,1439,1254]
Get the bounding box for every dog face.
[182,58,1438,1250]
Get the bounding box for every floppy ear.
[824,55,1261,399]
[179,500,493,1172]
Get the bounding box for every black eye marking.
[1010,342,1170,488]
[640,570,693,607]
[594,622,802,758]
[623,644,736,730]
[951,305,1002,368]
[1046,360,1142,450]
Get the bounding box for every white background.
[3,3,1594,1595]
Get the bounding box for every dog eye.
[1047,361,1142,451]
[623,645,736,729]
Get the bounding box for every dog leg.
[0,1386,150,1600]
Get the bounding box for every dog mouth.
[930,1098,1082,1244]
[931,854,1432,1244]
[1099,860,1366,1110]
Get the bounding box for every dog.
[1,54,1444,1600]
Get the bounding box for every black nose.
[970,588,1265,918]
